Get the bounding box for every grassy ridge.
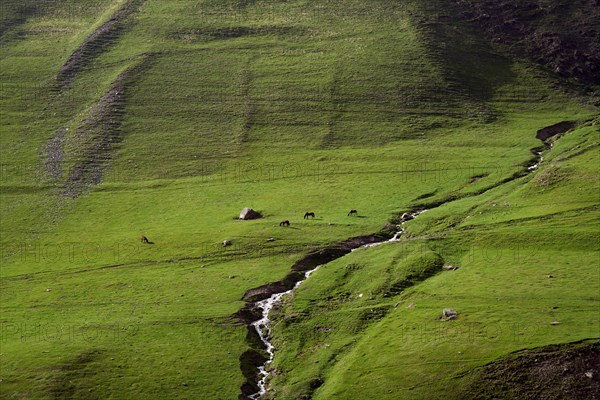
[0,0,598,398]
[270,122,599,399]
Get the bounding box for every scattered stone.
[442,308,458,320]
[400,212,414,222]
[182,383,188,387]
[407,302,416,308]
[45,288,52,292]
[228,275,236,279]
[223,240,232,247]
[547,274,554,278]
[443,265,459,270]
[267,237,275,242]
[585,371,593,379]
[550,321,560,325]
[317,326,333,333]
[239,208,262,220]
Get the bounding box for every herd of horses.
[279,209,358,227]
[141,209,359,244]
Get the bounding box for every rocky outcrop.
[442,308,458,320]
[239,208,262,220]
[451,0,600,86]
[463,340,600,399]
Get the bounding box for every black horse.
[304,212,315,219]
[348,209,358,216]
[280,220,290,226]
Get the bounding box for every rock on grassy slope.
[0,0,597,399]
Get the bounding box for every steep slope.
[0,1,597,399]
[269,119,599,399]
[450,0,600,87]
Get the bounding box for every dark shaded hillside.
[0,1,36,37]
[463,340,600,400]
[450,0,600,87]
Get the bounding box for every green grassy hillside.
[1,0,598,399]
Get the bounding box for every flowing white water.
[248,211,430,398]
[358,210,427,250]
[249,266,321,399]
[527,150,544,171]
[358,230,403,249]
[248,143,549,397]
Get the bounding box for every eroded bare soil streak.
[55,0,145,89]
[43,55,157,198]
[63,61,142,197]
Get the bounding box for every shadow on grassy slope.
[449,0,600,87]
[0,1,37,38]
[412,3,517,114]
[462,340,600,400]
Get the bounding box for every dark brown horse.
[280,220,290,226]
[140,235,150,244]
[304,212,315,219]
[348,209,358,216]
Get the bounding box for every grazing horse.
[280,220,290,227]
[348,209,358,216]
[304,212,315,219]
[140,235,150,244]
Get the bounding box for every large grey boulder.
[442,308,458,320]
[401,212,414,222]
[239,208,262,220]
